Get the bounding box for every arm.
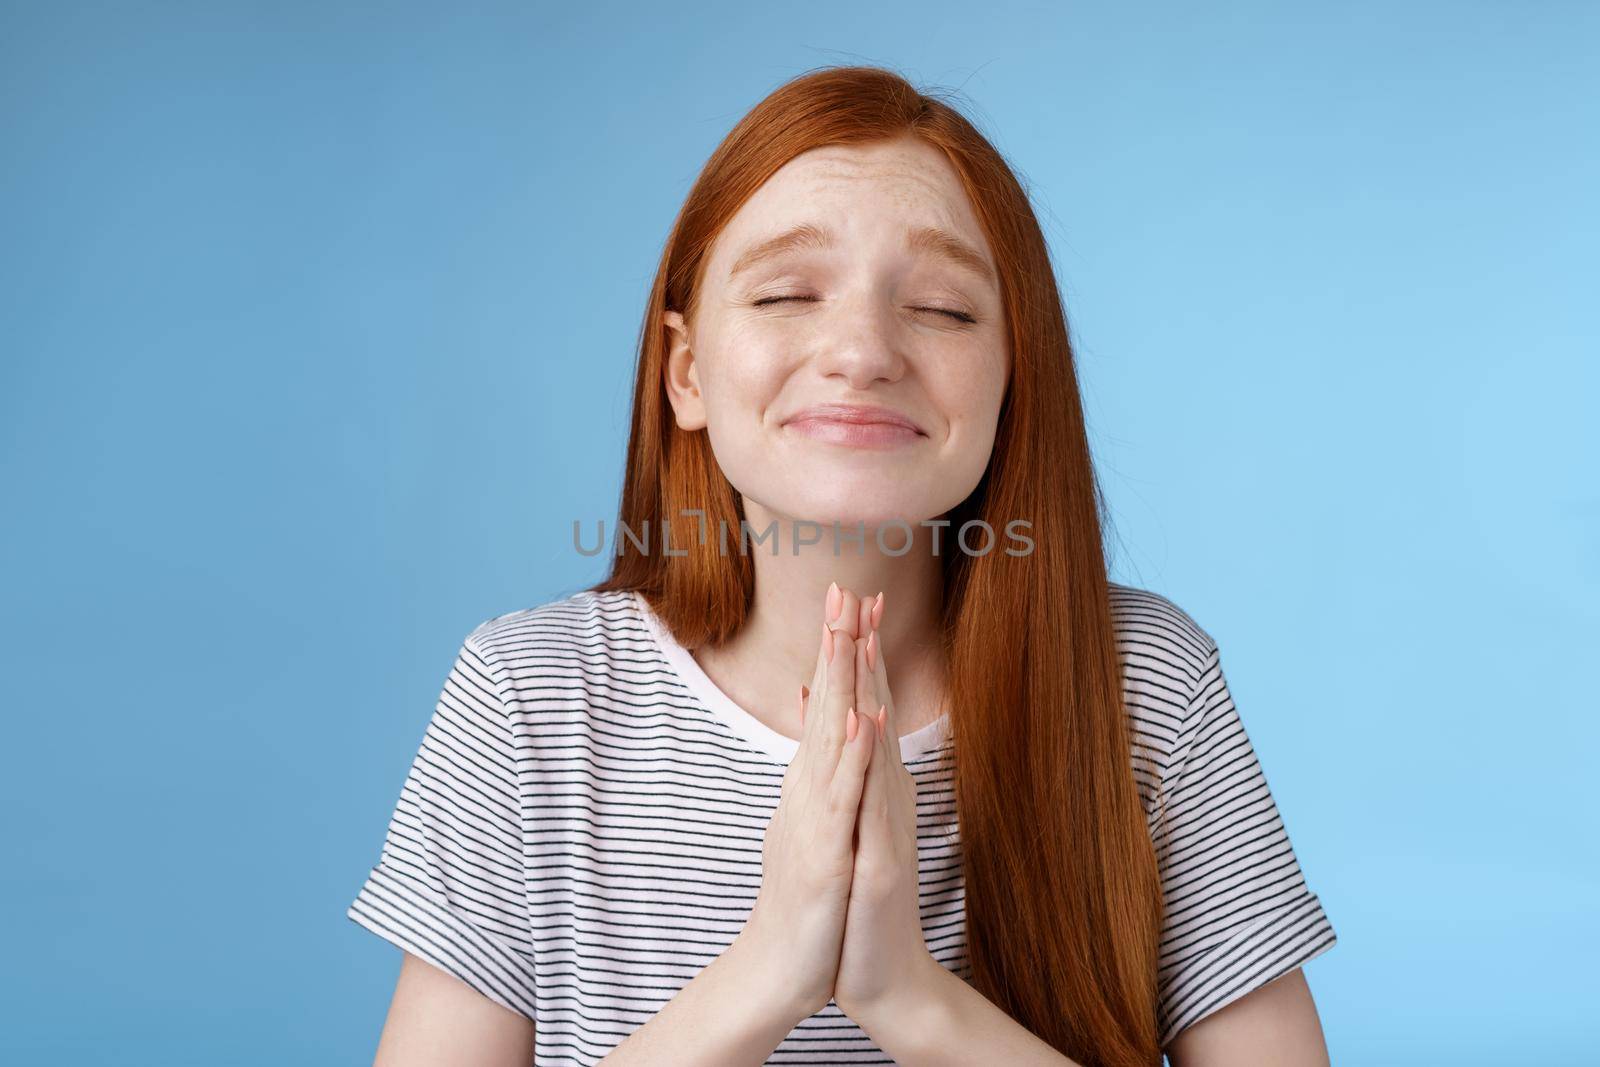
[1152,640,1338,1056]
[598,929,807,1065]
[1165,967,1330,1067]
[370,953,536,1067]
[854,957,1330,1066]
[350,634,546,1067]
[372,931,806,1067]
[852,953,1081,1066]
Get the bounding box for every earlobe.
[661,309,708,431]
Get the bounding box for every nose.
[812,293,907,390]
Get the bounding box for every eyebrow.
[727,222,997,288]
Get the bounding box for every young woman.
[348,66,1337,1066]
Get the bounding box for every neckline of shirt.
[628,588,951,765]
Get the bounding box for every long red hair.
[590,65,1163,1067]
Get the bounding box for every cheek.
[936,350,1008,434]
[695,343,789,470]
[697,333,791,423]
[931,352,1008,484]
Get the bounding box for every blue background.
[3,2,1595,1063]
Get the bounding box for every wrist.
[722,925,816,1032]
[848,951,954,1052]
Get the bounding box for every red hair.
[591,64,1163,1067]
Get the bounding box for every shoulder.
[462,587,646,665]
[1106,580,1219,689]
[1105,581,1221,787]
[442,588,657,729]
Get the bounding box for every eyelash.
[751,294,976,325]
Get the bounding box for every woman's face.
[663,135,1010,531]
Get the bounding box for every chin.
[765,492,945,533]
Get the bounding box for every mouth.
[781,403,927,449]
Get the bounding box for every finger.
[855,632,879,744]
[802,580,843,749]
[800,621,829,749]
[812,580,851,720]
[855,706,892,869]
[822,582,858,749]
[829,705,876,823]
[833,586,861,641]
[781,683,810,795]
[857,593,873,641]
[820,627,858,762]
[867,600,905,773]
[865,592,883,673]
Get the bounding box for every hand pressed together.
[802,582,937,1023]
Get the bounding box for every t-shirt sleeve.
[346,631,538,1022]
[1151,640,1336,1048]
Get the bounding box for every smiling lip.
[782,403,926,449]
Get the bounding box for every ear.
[661,309,708,431]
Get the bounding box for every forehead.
[709,138,990,269]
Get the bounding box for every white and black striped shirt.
[347,584,1336,1062]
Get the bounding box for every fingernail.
[866,629,877,672]
[826,581,842,623]
[872,591,885,630]
[822,621,835,662]
[846,706,858,742]
[878,705,887,736]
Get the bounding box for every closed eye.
[751,295,975,324]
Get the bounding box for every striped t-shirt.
[347,584,1336,1063]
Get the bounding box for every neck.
[693,501,949,740]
